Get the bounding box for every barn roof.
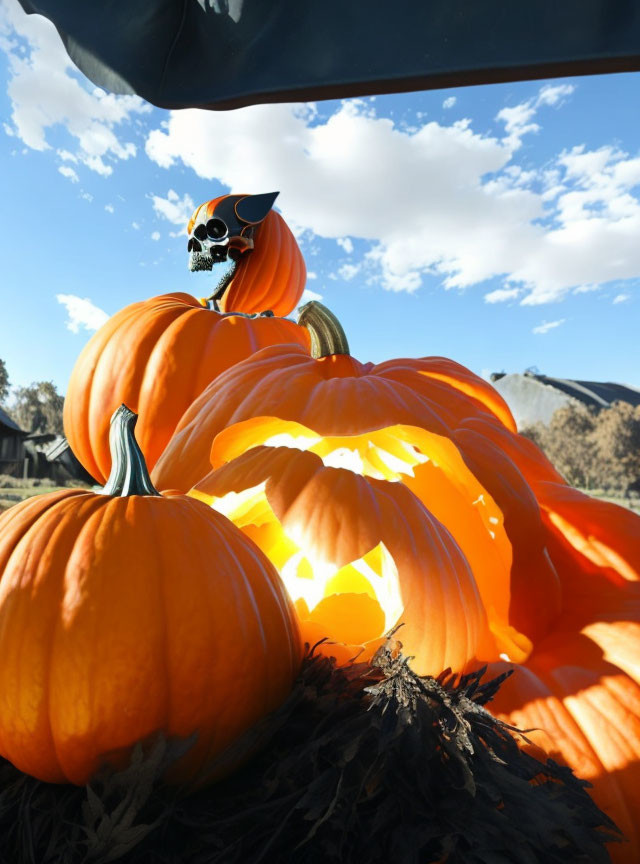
[490,371,640,429]
[528,374,640,411]
[0,406,25,435]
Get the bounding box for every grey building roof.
[490,372,640,430]
[0,406,25,435]
[531,375,640,411]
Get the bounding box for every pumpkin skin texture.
[451,426,563,644]
[0,409,300,787]
[187,195,306,317]
[152,308,516,493]
[448,419,640,860]
[191,444,499,676]
[63,292,309,483]
[482,479,640,862]
[153,300,640,856]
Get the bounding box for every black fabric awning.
[17,0,640,110]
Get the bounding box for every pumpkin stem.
[204,260,238,311]
[297,301,350,359]
[100,405,160,497]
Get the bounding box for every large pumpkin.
[186,192,306,317]
[485,484,640,863]
[152,301,517,492]
[0,406,300,786]
[64,292,309,483]
[447,417,640,862]
[191,443,512,675]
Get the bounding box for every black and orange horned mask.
[186,192,279,271]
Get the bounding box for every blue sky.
[0,0,639,399]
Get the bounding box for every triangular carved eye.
[235,192,279,225]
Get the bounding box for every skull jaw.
[189,251,214,272]
[188,233,257,271]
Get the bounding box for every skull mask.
[187,192,279,272]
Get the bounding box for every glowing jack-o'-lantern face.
[191,422,532,675]
[151,302,517,495]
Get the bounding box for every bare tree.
[522,400,640,493]
[591,401,640,492]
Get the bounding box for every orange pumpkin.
[151,299,640,857]
[186,193,306,316]
[191,444,502,675]
[152,301,516,492]
[486,487,640,862]
[451,425,563,643]
[0,406,300,786]
[64,292,309,483]
[448,421,640,862]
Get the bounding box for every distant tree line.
[521,401,640,495]
[0,358,64,435]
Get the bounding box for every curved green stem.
[100,405,160,497]
[297,301,350,359]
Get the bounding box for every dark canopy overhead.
[17,0,640,110]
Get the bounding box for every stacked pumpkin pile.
[0,194,637,863]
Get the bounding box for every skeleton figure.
[187,191,279,272]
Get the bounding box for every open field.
[0,486,69,511]
[1,480,638,515]
[581,489,640,514]
[0,476,92,512]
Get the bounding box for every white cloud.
[494,85,574,152]
[144,86,640,306]
[338,263,360,281]
[58,165,78,183]
[0,0,150,175]
[79,191,93,202]
[298,288,323,306]
[150,189,195,228]
[532,319,566,335]
[105,204,114,213]
[132,221,141,230]
[484,287,520,304]
[443,96,457,109]
[307,271,317,279]
[495,102,539,151]
[613,293,630,304]
[56,294,109,333]
[337,237,354,254]
[151,231,161,241]
[536,84,575,107]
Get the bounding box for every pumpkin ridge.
[88,302,187,480]
[13,494,109,780]
[147,500,175,738]
[64,300,146,481]
[238,214,280,313]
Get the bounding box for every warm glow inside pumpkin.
[191,475,404,665]
[191,419,532,670]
